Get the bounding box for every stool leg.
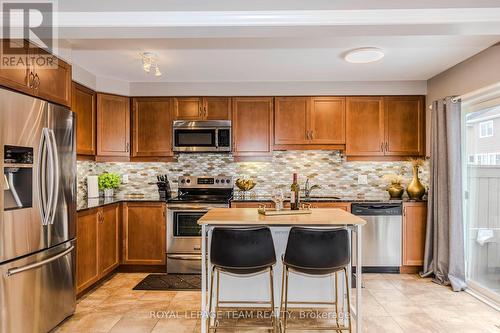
[343,267,352,333]
[269,267,275,330]
[283,267,289,333]
[208,266,216,331]
[215,269,221,333]
[334,271,341,333]
[279,266,286,333]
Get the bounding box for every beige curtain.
[421,97,467,292]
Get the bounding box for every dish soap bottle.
[290,173,300,210]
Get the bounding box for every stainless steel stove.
[166,176,233,274]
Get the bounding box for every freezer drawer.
[0,240,76,333]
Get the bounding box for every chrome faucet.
[303,178,321,198]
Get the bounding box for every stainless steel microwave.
[172,120,231,152]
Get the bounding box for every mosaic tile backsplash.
[77,151,429,200]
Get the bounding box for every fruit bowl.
[235,178,256,191]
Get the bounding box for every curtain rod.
[428,96,461,110]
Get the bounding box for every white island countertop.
[198,207,367,226]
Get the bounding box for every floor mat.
[133,274,201,291]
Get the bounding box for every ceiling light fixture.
[141,52,162,76]
[344,47,384,64]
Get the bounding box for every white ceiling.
[56,1,500,88]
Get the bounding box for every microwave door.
[174,128,217,152]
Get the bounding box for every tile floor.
[54,273,500,333]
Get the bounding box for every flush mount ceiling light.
[141,52,162,76]
[344,47,384,64]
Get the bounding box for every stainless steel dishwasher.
[351,203,403,273]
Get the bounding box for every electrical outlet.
[122,174,129,184]
[357,175,368,185]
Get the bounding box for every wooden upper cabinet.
[174,97,231,120]
[174,97,203,120]
[76,208,99,294]
[96,93,130,158]
[232,97,274,156]
[384,96,425,156]
[32,49,72,107]
[98,204,120,276]
[204,97,231,120]
[274,97,309,144]
[72,83,96,157]
[309,97,345,144]
[0,40,71,106]
[132,97,173,158]
[274,96,346,148]
[122,202,166,265]
[0,40,31,94]
[403,202,427,266]
[346,97,385,156]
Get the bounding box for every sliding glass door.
[463,99,500,304]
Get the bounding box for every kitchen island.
[198,208,366,333]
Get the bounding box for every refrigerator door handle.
[6,245,75,277]
[47,129,59,225]
[38,128,50,226]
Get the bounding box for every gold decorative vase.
[406,166,425,200]
[388,185,404,199]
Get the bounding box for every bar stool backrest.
[284,227,350,272]
[211,227,276,270]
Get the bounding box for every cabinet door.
[307,202,351,212]
[72,83,96,156]
[384,96,425,156]
[97,93,130,158]
[403,202,427,266]
[132,97,173,157]
[309,97,346,144]
[122,202,166,265]
[204,97,231,120]
[76,209,99,294]
[346,97,385,156]
[274,97,309,144]
[98,205,119,276]
[0,40,31,95]
[230,202,274,208]
[174,97,203,120]
[33,50,72,107]
[232,97,274,156]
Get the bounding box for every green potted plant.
[98,172,121,197]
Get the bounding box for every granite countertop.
[231,194,426,203]
[77,194,426,212]
[77,195,165,212]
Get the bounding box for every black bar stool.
[280,227,352,333]
[209,227,277,332]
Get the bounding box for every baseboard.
[118,265,166,273]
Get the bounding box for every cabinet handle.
[33,73,40,90]
[381,142,384,152]
[28,71,35,88]
[199,107,202,117]
[126,142,130,152]
[310,130,314,140]
[306,131,310,140]
[385,142,389,151]
[204,106,207,118]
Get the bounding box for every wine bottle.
[290,173,300,210]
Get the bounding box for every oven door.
[166,208,206,254]
[173,128,217,152]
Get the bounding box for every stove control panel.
[178,176,233,188]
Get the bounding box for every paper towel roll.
[87,176,99,198]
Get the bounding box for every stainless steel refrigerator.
[0,88,76,333]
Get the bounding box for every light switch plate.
[357,175,368,185]
[122,174,129,184]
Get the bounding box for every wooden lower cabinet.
[76,204,119,294]
[122,202,166,265]
[76,208,99,294]
[306,202,351,211]
[98,204,120,276]
[402,202,427,266]
[230,201,274,208]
